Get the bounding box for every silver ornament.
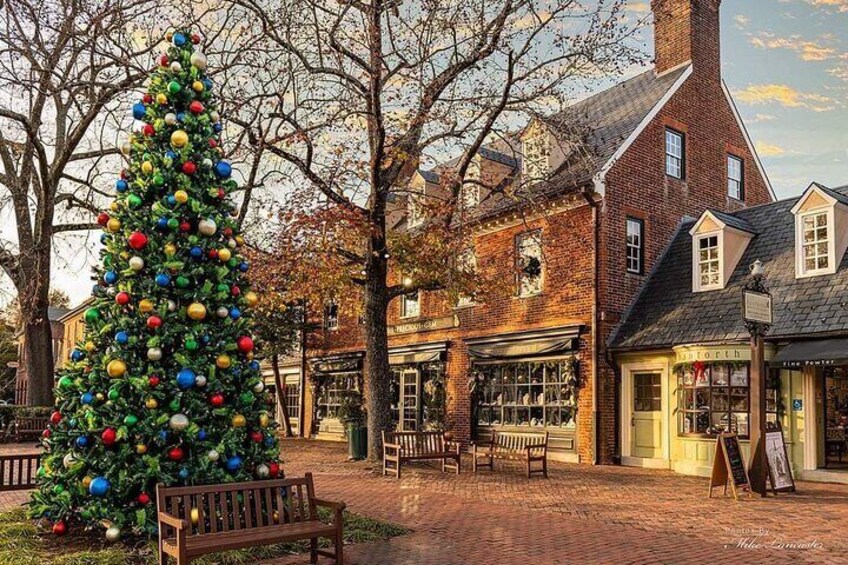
[207,449,219,462]
[195,375,207,387]
[202,158,213,168]
[253,381,265,393]
[210,111,220,123]
[63,452,77,469]
[129,256,144,271]
[190,51,208,70]
[167,300,177,312]
[169,413,189,431]
[105,525,121,542]
[198,219,217,236]
[147,347,162,361]
[170,61,182,72]
[165,113,177,126]
[120,141,131,155]
[255,464,269,478]
[216,306,229,318]
[228,238,237,249]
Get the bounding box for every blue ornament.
[115,331,129,345]
[69,418,77,428]
[201,335,211,345]
[99,233,108,244]
[238,261,249,272]
[225,456,242,472]
[132,102,146,120]
[155,273,172,287]
[115,179,129,193]
[71,349,85,362]
[166,150,177,160]
[202,78,213,90]
[167,195,177,206]
[159,430,168,441]
[264,437,275,447]
[103,271,117,285]
[212,122,223,134]
[190,246,203,259]
[89,477,110,497]
[157,217,169,231]
[229,307,241,319]
[197,430,207,441]
[179,468,190,479]
[231,366,242,377]
[76,436,90,448]
[214,161,232,178]
[176,368,196,390]
[173,32,186,46]
[248,360,260,372]
[91,284,102,296]
[176,112,186,122]
[80,392,94,405]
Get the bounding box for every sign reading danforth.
[743,290,773,325]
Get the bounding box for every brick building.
[302,0,775,464]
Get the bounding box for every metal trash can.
[347,424,367,460]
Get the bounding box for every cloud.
[807,0,848,12]
[747,113,777,123]
[733,84,837,112]
[628,2,650,12]
[749,32,838,62]
[755,141,787,157]
[734,15,749,29]
[829,62,848,82]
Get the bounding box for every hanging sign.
[743,289,773,325]
[708,433,753,500]
[765,422,796,493]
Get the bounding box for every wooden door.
[399,369,420,431]
[632,372,663,459]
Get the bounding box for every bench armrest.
[524,443,548,450]
[158,511,188,530]
[383,442,402,455]
[445,440,462,454]
[313,498,346,511]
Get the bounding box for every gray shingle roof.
[48,307,70,321]
[610,184,848,350]
[418,169,440,184]
[706,209,757,234]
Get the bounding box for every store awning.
[309,352,364,374]
[388,342,448,365]
[465,325,582,360]
[770,338,848,368]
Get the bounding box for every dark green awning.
[770,339,848,369]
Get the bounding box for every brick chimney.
[652,0,722,81]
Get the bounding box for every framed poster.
[765,422,796,493]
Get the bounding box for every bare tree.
[224,0,643,458]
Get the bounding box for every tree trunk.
[363,255,393,461]
[271,352,294,437]
[22,303,54,406]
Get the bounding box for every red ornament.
[249,430,263,443]
[128,231,148,250]
[222,227,233,238]
[191,33,201,44]
[115,292,130,306]
[189,101,204,114]
[137,492,151,505]
[52,520,67,536]
[268,462,280,478]
[217,188,225,199]
[209,139,217,148]
[142,124,155,136]
[142,93,153,104]
[208,249,219,260]
[42,429,51,439]
[182,162,197,175]
[158,54,169,67]
[179,221,191,232]
[101,427,117,446]
[147,315,162,330]
[148,375,160,387]
[231,286,241,297]
[168,447,184,461]
[97,212,110,226]
[237,336,254,353]
[209,393,224,407]
[50,411,62,425]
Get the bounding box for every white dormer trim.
[689,210,754,292]
[520,119,551,186]
[790,183,848,279]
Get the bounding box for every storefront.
[388,342,448,432]
[467,325,582,462]
[309,353,364,440]
[262,360,303,437]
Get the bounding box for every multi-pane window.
[456,248,478,308]
[475,360,577,428]
[400,291,420,318]
[285,382,300,419]
[727,155,744,200]
[801,211,830,273]
[522,132,550,185]
[516,230,543,297]
[407,194,424,227]
[678,364,750,437]
[323,302,338,330]
[316,373,359,420]
[634,373,661,412]
[697,235,720,289]
[665,128,684,179]
[626,218,644,275]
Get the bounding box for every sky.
[35,0,848,308]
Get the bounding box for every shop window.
[400,291,420,318]
[626,217,644,275]
[665,128,685,179]
[800,211,830,274]
[516,230,543,297]
[285,382,300,418]
[696,234,721,291]
[390,363,446,431]
[727,155,744,200]
[323,302,339,330]
[315,373,358,420]
[474,360,578,428]
[677,363,780,438]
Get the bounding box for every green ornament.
[216,283,228,293]
[153,173,165,186]
[84,308,100,323]
[176,276,190,288]
[124,414,138,426]
[127,194,142,208]
[185,339,198,351]
[108,389,120,401]
[58,376,73,389]
[169,398,180,411]
[227,258,238,268]
[53,484,64,495]
[239,391,254,405]
[81,509,92,520]
[167,218,179,230]
[188,236,198,244]
[168,81,181,94]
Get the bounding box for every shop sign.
[743,290,773,325]
[389,315,458,336]
[674,345,751,364]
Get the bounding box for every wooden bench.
[472,431,549,478]
[0,453,40,491]
[14,416,48,442]
[156,473,345,565]
[382,430,461,479]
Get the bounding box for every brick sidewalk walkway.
[2,440,846,564]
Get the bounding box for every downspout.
[582,180,602,465]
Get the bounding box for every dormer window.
[689,210,756,292]
[522,122,550,185]
[407,194,424,228]
[790,183,848,278]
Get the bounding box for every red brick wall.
[653,0,722,80]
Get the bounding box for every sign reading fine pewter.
[743,290,773,325]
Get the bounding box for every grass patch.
[0,507,407,564]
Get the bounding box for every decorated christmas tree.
[29,29,281,540]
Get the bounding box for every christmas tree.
[30,29,281,540]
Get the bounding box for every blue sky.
[713,0,847,198]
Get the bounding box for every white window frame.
[456,248,478,308]
[461,159,481,209]
[522,131,550,186]
[323,302,339,330]
[407,193,424,228]
[626,218,644,275]
[692,232,723,292]
[796,208,835,277]
[516,230,544,297]
[665,128,684,179]
[400,291,420,319]
[727,155,744,201]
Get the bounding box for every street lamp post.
[743,259,771,496]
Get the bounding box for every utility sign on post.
[743,290,773,326]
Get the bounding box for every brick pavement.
[2,440,846,564]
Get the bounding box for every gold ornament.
[139,299,154,313]
[82,476,93,488]
[110,201,120,212]
[136,444,148,454]
[216,354,231,369]
[192,80,204,92]
[190,508,200,525]
[187,302,207,321]
[217,248,231,262]
[106,218,121,232]
[106,359,127,378]
[245,291,259,307]
[231,414,246,427]
[95,392,105,402]
[235,235,245,246]
[164,243,177,256]
[170,129,189,148]
[174,190,188,203]
[145,398,158,409]
[259,413,270,428]
[84,341,96,353]
[156,93,168,105]
[141,161,153,174]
